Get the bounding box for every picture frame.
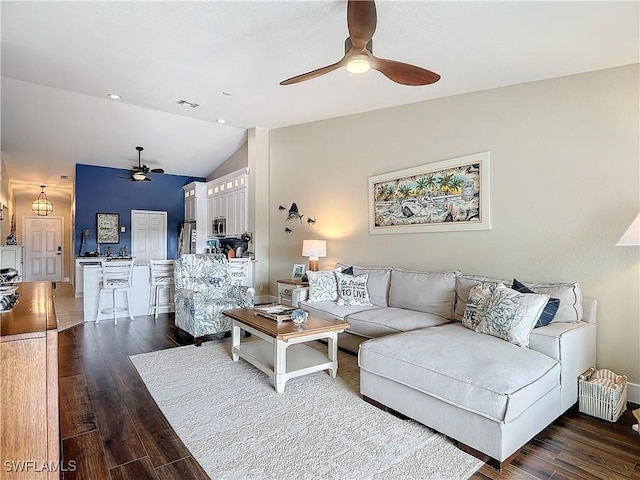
[368,151,491,234]
[96,213,120,243]
[291,263,306,279]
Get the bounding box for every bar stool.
[96,258,135,325]
[149,259,175,319]
[228,257,251,286]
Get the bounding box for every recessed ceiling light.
[108,93,121,100]
[216,119,226,124]
[222,91,233,96]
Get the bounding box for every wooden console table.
[0,282,59,479]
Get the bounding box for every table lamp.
[302,240,326,272]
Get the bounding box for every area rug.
[130,340,483,479]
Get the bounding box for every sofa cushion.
[346,307,450,339]
[306,269,339,302]
[336,272,374,307]
[512,279,560,327]
[336,263,391,307]
[389,269,457,320]
[454,274,508,322]
[358,324,560,422]
[475,287,549,347]
[299,300,379,321]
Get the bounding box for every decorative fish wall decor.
[286,203,304,224]
[285,227,293,234]
[307,217,316,226]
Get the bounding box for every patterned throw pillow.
[306,270,339,302]
[461,283,504,330]
[335,272,373,306]
[475,287,549,347]
[511,279,560,327]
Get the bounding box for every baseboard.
[627,381,639,405]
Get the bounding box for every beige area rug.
[130,340,483,480]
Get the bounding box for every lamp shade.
[616,213,640,246]
[302,240,327,258]
[302,239,326,272]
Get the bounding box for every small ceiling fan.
[127,146,164,182]
[280,0,440,87]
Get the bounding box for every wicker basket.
[578,367,627,422]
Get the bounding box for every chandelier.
[32,185,53,216]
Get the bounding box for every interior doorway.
[23,216,64,282]
[131,210,167,261]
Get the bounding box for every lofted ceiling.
[1,1,638,198]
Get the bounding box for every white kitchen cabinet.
[0,245,24,279]
[206,168,248,238]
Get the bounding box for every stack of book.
[253,304,296,322]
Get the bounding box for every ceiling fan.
[127,146,164,182]
[280,0,440,87]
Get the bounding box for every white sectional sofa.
[294,263,596,468]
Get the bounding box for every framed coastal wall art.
[96,213,120,243]
[368,152,491,234]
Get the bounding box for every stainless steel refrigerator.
[178,221,197,255]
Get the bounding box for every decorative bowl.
[291,308,308,326]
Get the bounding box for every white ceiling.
[1,1,638,197]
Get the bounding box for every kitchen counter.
[75,257,150,297]
[82,262,174,322]
[0,281,57,337]
[0,282,60,479]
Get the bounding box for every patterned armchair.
[174,254,255,346]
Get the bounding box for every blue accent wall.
[75,164,204,259]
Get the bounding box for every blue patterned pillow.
[512,279,560,327]
[306,270,339,302]
[475,287,549,347]
[341,266,354,275]
[462,283,504,330]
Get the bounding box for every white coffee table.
[222,308,350,393]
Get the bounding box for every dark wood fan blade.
[150,168,164,174]
[370,57,440,86]
[347,0,377,50]
[280,59,345,85]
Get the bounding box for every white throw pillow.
[475,287,549,347]
[335,272,373,307]
[306,270,339,302]
[462,283,504,330]
[520,281,583,323]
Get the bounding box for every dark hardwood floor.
[56,290,640,479]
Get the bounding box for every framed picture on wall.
[368,151,491,234]
[96,213,120,243]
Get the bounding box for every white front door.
[23,216,63,282]
[132,210,167,261]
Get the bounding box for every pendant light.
[32,185,53,216]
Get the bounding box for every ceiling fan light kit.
[128,146,164,182]
[280,0,440,87]
[346,55,371,74]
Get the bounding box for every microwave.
[212,217,226,236]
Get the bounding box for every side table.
[277,278,308,306]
